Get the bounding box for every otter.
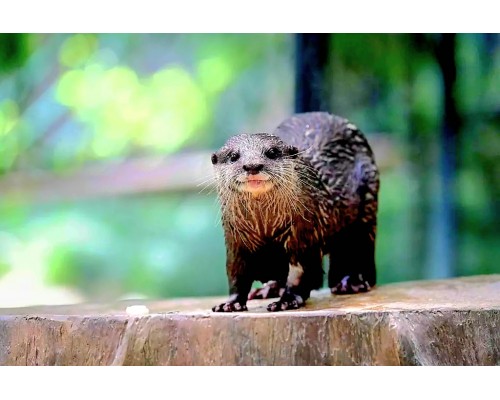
[211,112,379,312]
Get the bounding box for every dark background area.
[0,33,498,307]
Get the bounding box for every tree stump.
[0,275,499,365]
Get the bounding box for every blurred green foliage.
[0,34,30,73]
[0,33,498,305]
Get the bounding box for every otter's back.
[273,112,343,152]
[273,112,373,156]
[273,111,378,201]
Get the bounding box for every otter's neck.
[222,186,307,237]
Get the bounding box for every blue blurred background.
[0,33,498,307]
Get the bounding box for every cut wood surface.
[0,275,499,365]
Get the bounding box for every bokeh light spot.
[59,34,99,68]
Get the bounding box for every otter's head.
[211,133,299,197]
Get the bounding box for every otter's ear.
[211,153,218,165]
[287,146,299,158]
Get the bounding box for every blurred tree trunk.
[295,33,331,113]
[427,33,460,278]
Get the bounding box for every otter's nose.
[243,163,264,175]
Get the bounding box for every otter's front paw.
[212,301,248,312]
[331,274,373,295]
[267,294,304,312]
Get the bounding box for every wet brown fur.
[211,112,379,312]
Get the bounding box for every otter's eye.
[265,147,281,160]
[229,152,240,163]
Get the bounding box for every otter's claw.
[212,301,248,312]
[331,274,372,295]
[267,293,304,312]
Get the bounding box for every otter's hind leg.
[328,220,376,294]
[329,151,378,294]
[248,281,285,300]
[247,246,288,300]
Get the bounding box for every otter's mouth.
[236,174,273,195]
[246,176,268,189]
